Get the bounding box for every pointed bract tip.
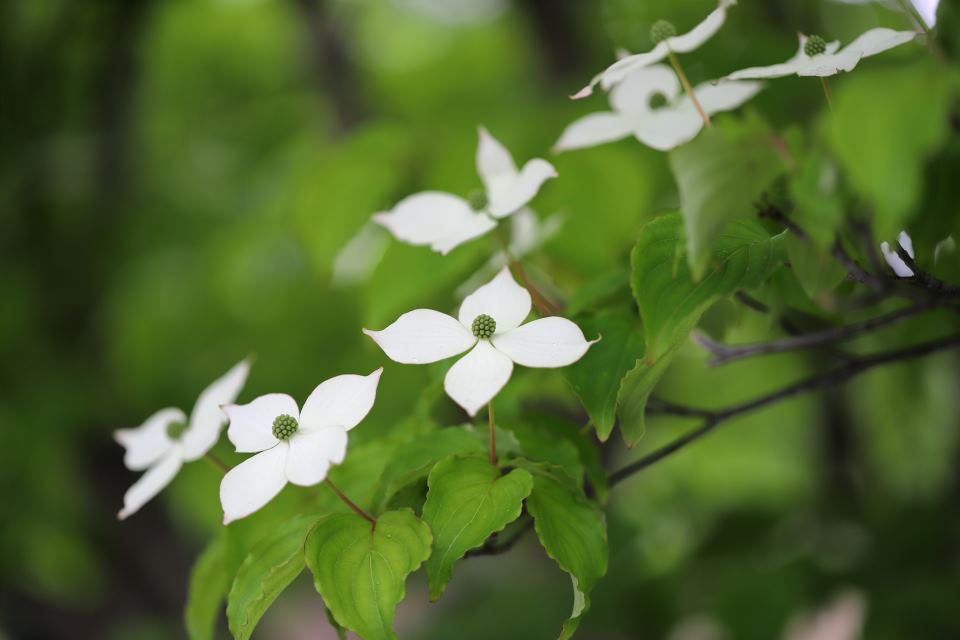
[570,86,593,100]
[368,366,384,380]
[117,509,127,521]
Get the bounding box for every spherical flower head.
[272,414,299,441]
[804,35,827,57]
[650,20,677,45]
[471,313,497,339]
[467,189,489,211]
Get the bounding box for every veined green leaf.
[620,213,786,444]
[421,454,532,600]
[563,310,645,441]
[669,115,786,278]
[372,427,486,513]
[518,461,608,640]
[226,515,318,640]
[305,509,432,640]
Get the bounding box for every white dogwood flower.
[573,0,737,98]
[556,64,762,152]
[364,268,595,416]
[115,358,251,520]
[373,127,557,255]
[726,29,917,80]
[881,230,915,278]
[219,368,382,524]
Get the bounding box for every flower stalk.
[204,452,231,474]
[488,402,497,466]
[325,478,376,527]
[667,50,712,128]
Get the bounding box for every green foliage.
[226,515,318,640]
[421,454,533,600]
[372,427,486,513]
[619,213,786,443]
[563,310,645,441]
[186,534,235,640]
[669,115,787,278]
[826,60,958,240]
[305,510,432,640]
[519,462,608,640]
[785,235,846,300]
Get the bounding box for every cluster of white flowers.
[115,1,924,525]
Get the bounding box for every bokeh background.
[1,0,957,638]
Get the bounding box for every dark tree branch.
[466,518,534,557]
[610,333,960,487]
[693,304,929,366]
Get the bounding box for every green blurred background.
[1,0,958,638]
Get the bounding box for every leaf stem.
[204,452,231,474]
[325,478,376,527]
[488,402,497,466]
[667,50,712,128]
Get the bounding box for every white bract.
[573,0,737,98]
[364,267,595,416]
[114,358,250,520]
[726,29,917,80]
[881,230,915,278]
[219,368,382,524]
[373,128,557,255]
[556,65,762,152]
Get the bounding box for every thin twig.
[466,518,534,557]
[610,333,960,487]
[694,304,929,366]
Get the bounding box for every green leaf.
[669,115,786,278]
[518,462,608,640]
[826,60,957,240]
[563,310,645,441]
[372,427,486,513]
[620,213,786,444]
[786,235,846,300]
[421,454,533,600]
[788,148,844,248]
[305,509,432,640]
[226,515,318,640]
[186,534,234,640]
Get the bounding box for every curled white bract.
[726,29,917,80]
[114,358,251,519]
[573,0,737,98]
[556,65,762,152]
[372,128,556,255]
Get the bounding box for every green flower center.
[804,35,827,57]
[166,421,187,440]
[471,314,497,339]
[272,414,299,441]
[468,189,489,211]
[650,20,677,45]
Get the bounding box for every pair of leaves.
[617,213,787,443]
